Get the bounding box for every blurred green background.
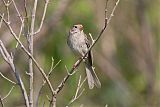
[0,0,159,107]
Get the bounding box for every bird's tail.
[85,63,101,89]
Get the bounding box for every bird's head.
[69,24,83,34]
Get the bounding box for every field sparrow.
[67,24,101,89]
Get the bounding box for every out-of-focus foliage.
[0,0,159,107]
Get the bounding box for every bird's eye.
[74,26,77,28]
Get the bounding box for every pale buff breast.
[67,31,88,56]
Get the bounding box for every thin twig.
[11,0,23,22]
[16,18,24,48]
[54,0,120,97]
[0,40,30,107]
[1,7,55,104]
[0,13,4,28]
[23,0,30,37]
[0,95,4,107]
[24,0,28,18]
[65,65,77,76]
[67,76,87,106]
[2,86,15,100]
[0,86,15,107]
[2,0,12,22]
[36,59,61,107]
[12,0,24,48]
[47,58,61,78]
[88,33,94,44]
[0,46,9,63]
[34,0,50,34]
[0,72,16,84]
[48,57,55,75]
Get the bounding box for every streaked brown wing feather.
[84,34,93,66]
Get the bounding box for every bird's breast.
[67,33,87,55]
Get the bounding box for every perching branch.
[53,0,120,98]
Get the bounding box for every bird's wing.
[84,34,93,66]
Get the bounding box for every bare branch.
[34,0,50,34]
[2,86,15,100]
[0,13,55,97]
[33,0,73,43]
[0,45,9,63]
[0,86,15,107]
[0,95,4,107]
[11,0,23,22]
[48,57,55,75]
[0,40,30,107]
[0,1,120,107]
[28,0,39,106]
[2,0,12,22]
[65,65,77,76]
[88,33,94,44]
[53,0,120,97]
[23,0,28,18]
[67,76,86,106]
[12,0,24,48]
[23,0,30,37]
[48,59,61,77]
[90,0,120,51]
[36,59,61,107]
[0,14,4,28]
[0,72,16,84]
[16,18,24,48]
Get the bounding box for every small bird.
[67,24,101,89]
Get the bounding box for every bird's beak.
[70,28,74,32]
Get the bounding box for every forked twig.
[0,13,55,97]
[1,86,15,100]
[0,40,30,107]
[0,86,15,107]
[2,0,12,22]
[48,59,61,77]
[66,76,87,106]
[36,59,61,107]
